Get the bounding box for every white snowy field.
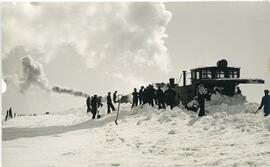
[2,107,91,128]
[3,95,270,167]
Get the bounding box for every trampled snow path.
[3,95,270,167]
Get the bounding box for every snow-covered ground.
[3,95,270,167]
[2,108,90,128]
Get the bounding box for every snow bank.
[3,96,270,167]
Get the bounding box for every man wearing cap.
[107,92,115,114]
[131,88,139,108]
[258,89,270,116]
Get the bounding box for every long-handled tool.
[115,102,121,125]
[254,108,260,114]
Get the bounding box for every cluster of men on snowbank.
[86,87,270,119]
[131,85,176,110]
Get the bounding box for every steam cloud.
[20,56,50,92]
[20,55,89,97]
[3,2,172,73]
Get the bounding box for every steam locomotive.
[169,59,264,106]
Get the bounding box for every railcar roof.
[190,66,240,71]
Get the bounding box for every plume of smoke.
[20,55,50,93]
[52,86,88,98]
[3,2,172,73]
[20,55,88,98]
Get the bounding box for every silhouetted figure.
[107,92,115,114]
[91,95,98,119]
[165,86,176,110]
[8,108,13,118]
[258,90,270,117]
[139,86,144,105]
[143,86,150,105]
[236,87,242,94]
[97,96,103,108]
[131,88,139,108]
[113,91,117,103]
[197,85,207,117]
[86,96,92,113]
[148,85,155,107]
[156,87,166,109]
[5,110,9,121]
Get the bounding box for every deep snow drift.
[3,94,270,167]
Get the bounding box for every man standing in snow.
[113,91,117,103]
[258,89,270,116]
[197,85,207,117]
[165,86,176,110]
[107,92,115,114]
[8,108,13,118]
[86,96,91,113]
[131,88,139,108]
[91,95,98,119]
[156,86,166,109]
[149,85,155,107]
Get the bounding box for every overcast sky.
[2,2,270,114]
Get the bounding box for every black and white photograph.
[2,1,270,167]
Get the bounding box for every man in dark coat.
[139,86,144,105]
[113,91,117,103]
[197,85,207,117]
[8,108,13,118]
[148,85,155,107]
[107,92,115,114]
[91,95,98,119]
[86,96,91,113]
[258,89,270,116]
[156,87,166,109]
[165,86,176,110]
[131,88,139,108]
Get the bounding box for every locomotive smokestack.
[183,70,186,86]
[169,78,175,88]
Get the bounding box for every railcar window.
[196,71,200,79]
[191,72,195,79]
[234,71,238,78]
[217,70,225,78]
[202,69,212,79]
[229,71,234,78]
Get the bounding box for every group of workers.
[131,85,176,110]
[86,86,270,119]
[86,91,118,119]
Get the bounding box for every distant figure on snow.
[86,96,92,113]
[5,110,9,121]
[91,95,98,119]
[258,89,270,117]
[107,92,115,114]
[131,88,139,108]
[8,108,13,118]
[113,91,117,103]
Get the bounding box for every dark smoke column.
[52,86,89,98]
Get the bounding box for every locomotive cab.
[173,59,264,107]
